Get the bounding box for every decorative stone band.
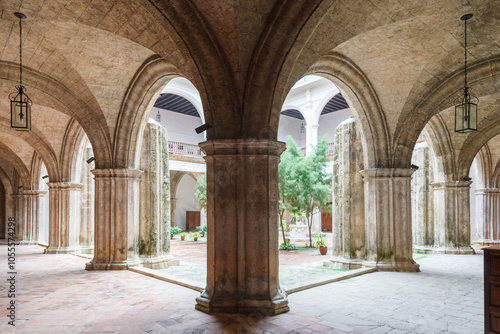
[475,188,500,194]
[430,180,473,189]
[199,139,286,157]
[91,168,143,180]
[359,167,416,179]
[47,182,83,190]
[20,190,48,196]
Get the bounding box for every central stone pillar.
[361,168,420,272]
[475,188,500,244]
[86,169,143,270]
[431,180,474,254]
[11,194,24,240]
[20,190,47,244]
[46,182,82,254]
[328,117,365,269]
[195,139,289,315]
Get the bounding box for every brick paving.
[0,244,483,333]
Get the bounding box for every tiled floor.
[0,245,483,333]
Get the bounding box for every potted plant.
[190,232,199,241]
[315,232,328,255]
[170,226,182,239]
[180,232,187,241]
[196,224,207,237]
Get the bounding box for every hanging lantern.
[156,110,161,122]
[455,14,477,133]
[9,12,32,132]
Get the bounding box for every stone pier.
[431,181,474,254]
[328,117,365,269]
[195,139,289,315]
[139,121,178,269]
[45,182,82,254]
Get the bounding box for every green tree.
[194,174,207,210]
[292,136,332,247]
[278,137,300,248]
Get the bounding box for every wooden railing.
[168,141,204,157]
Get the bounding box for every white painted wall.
[174,174,198,231]
[318,109,353,144]
[470,160,479,243]
[278,116,306,147]
[150,107,204,145]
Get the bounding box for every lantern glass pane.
[469,102,477,130]
[11,100,31,131]
[455,103,466,132]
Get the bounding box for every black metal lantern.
[455,14,477,133]
[9,12,32,132]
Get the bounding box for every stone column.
[170,198,177,227]
[195,139,289,315]
[80,147,95,253]
[45,182,82,254]
[361,168,420,272]
[11,194,24,240]
[19,190,47,244]
[85,169,143,270]
[305,123,319,156]
[430,181,474,254]
[328,117,365,269]
[411,141,434,252]
[475,189,500,244]
[139,121,177,268]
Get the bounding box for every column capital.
[21,190,48,196]
[430,180,472,189]
[475,188,500,194]
[360,168,415,179]
[199,139,286,157]
[47,182,83,190]
[91,168,143,179]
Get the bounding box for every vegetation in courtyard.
[180,232,187,240]
[278,136,332,247]
[196,224,207,237]
[194,174,207,210]
[314,232,327,249]
[190,232,199,241]
[279,241,298,250]
[170,226,183,237]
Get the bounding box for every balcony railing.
[168,141,204,157]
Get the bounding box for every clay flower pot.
[194,237,198,241]
[319,246,328,255]
[181,236,185,241]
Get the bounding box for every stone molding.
[199,139,286,157]
[91,168,143,179]
[360,168,416,179]
[20,190,48,196]
[430,180,472,189]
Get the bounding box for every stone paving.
[0,244,484,333]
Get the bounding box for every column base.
[20,240,39,245]
[195,288,289,315]
[44,247,79,254]
[325,257,363,270]
[76,247,94,255]
[413,246,475,254]
[363,260,420,272]
[85,258,141,270]
[140,255,179,269]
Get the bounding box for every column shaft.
[475,188,500,244]
[329,117,365,269]
[20,190,47,244]
[86,169,143,270]
[46,183,82,254]
[195,139,289,315]
[361,168,419,272]
[431,181,473,254]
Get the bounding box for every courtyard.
[0,243,483,333]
